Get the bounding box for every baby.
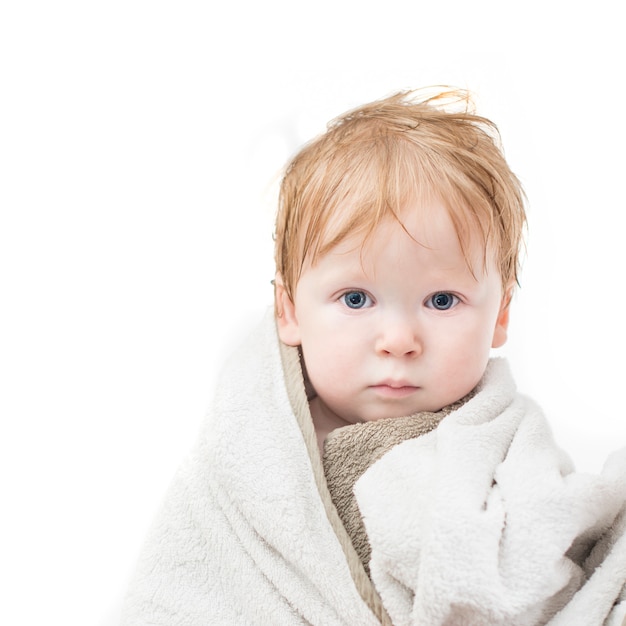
[121,89,626,626]
[273,89,523,452]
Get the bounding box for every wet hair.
[274,88,526,301]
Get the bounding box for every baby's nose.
[375,316,422,357]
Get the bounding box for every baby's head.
[273,89,526,432]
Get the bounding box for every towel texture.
[121,310,388,625]
[121,310,626,625]
[354,358,626,626]
[323,394,472,574]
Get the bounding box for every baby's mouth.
[370,383,420,398]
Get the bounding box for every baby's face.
[277,199,510,432]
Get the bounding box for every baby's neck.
[309,396,350,455]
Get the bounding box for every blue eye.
[428,292,458,310]
[343,291,370,309]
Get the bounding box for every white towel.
[355,359,626,626]
[120,310,386,625]
[121,311,626,625]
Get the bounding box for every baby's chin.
[317,391,463,429]
[341,399,457,425]
[352,389,478,425]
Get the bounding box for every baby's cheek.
[302,324,365,387]
[308,357,350,399]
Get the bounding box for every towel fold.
[323,395,471,574]
[120,310,387,625]
[354,359,626,626]
[121,311,626,626]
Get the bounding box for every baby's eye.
[426,292,459,311]
[342,291,372,309]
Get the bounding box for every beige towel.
[323,396,470,574]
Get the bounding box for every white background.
[1,1,625,624]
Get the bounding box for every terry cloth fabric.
[323,394,473,575]
[121,309,626,625]
[120,309,391,626]
[353,358,626,626]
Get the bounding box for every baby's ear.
[274,274,301,346]
[491,284,514,349]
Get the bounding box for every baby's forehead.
[310,202,496,280]
[318,195,489,257]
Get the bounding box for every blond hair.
[274,88,526,300]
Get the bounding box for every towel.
[353,358,626,626]
[120,309,389,625]
[323,393,472,575]
[121,309,626,625]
